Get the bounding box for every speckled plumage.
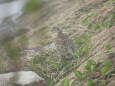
[53,27,74,59]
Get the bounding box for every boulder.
[0,77,10,86]
[0,71,47,86]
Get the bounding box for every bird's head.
[51,26,61,33]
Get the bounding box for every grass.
[76,3,102,14]
[105,44,112,51]
[100,61,112,74]
[3,0,113,85]
[80,44,89,55]
[73,59,113,86]
[33,26,52,46]
[23,0,42,13]
[50,61,61,69]
[16,28,28,36]
[82,17,89,26]
[74,70,83,80]
[100,22,112,28]
[74,34,90,47]
[86,80,94,86]
[3,42,22,71]
[90,24,100,30]
[4,43,20,60]
[32,56,44,64]
[31,55,48,79]
[73,34,90,61]
[85,60,97,72]
[57,23,63,27]
[110,13,115,26]
[61,78,69,86]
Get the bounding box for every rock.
[0,71,47,86]
[0,77,10,86]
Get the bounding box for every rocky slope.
[0,0,115,86]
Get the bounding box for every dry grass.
[0,0,115,86]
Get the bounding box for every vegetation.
[86,80,94,86]
[105,44,112,51]
[100,22,112,28]
[74,70,83,80]
[85,60,96,72]
[0,0,115,86]
[100,61,112,74]
[82,16,89,25]
[61,78,70,86]
[72,59,113,86]
[73,34,90,61]
[23,0,42,13]
[90,24,100,31]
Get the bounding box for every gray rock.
[0,77,10,86]
[0,71,47,86]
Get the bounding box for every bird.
[52,26,74,60]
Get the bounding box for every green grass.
[86,80,94,86]
[3,42,22,71]
[4,44,20,60]
[74,34,90,46]
[16,28,28,36]
[61,78,69,86]
[73,59,113,85]
[74,70,83,80]
[16,35,28,48]
[23,0,41,13]
[32,56,44,64]
[50,61,61,69]
[110,13,115,19]
[90,24,100,30]
[73,34,90,60]
[100,22,112,28]
[100,61,112,74]
[85,60,96,72]
[57,23,63,27]
[105,44,112,51]
[80,44,89,55]
[82,17,89,26]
